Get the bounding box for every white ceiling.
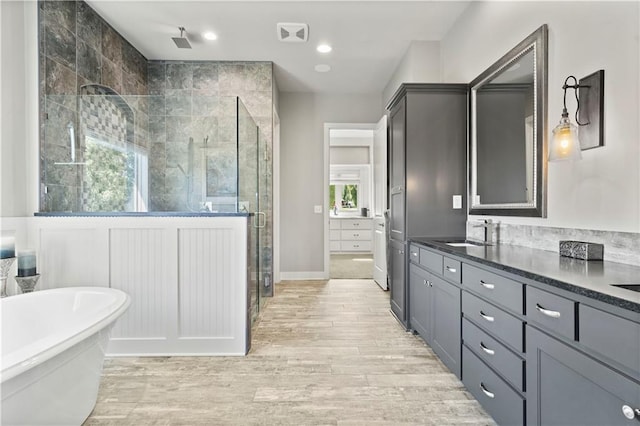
[86,1,470,94]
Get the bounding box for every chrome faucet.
[474,219,493,244]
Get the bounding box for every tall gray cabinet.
[387,84,468,326]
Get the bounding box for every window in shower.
[82,135,148,212]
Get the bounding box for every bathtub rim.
[1,287,130,383]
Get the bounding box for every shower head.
[172,27,192,49]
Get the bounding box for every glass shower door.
[237,98,261,325]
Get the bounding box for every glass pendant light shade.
[549,113,582,161]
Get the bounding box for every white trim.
[323,123,377,280]
[273,109,281,284]
[25,1,39,215]
[280,271,327,281]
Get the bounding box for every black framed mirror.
[469,24,548,217]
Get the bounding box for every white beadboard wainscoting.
[22,216,250,356]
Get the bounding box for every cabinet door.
[527,325,640,426]
[389,239,406,325]
[430,276,462,378]
[389,99,405,241]
[373,219,387,289]
[409,264,431,341]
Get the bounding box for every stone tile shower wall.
[39,0,148,212]
[147,61,273,213]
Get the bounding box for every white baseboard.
[280,271,327,281]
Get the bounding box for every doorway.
[323,122,386,282]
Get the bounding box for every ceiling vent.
[277,23,308,42]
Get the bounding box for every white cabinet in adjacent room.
[329,218,373,252]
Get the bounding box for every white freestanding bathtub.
[1,287,130,425]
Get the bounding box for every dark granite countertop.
[35,212,250,217]
[410,237,640,314]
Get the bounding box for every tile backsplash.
[467,222,640,267]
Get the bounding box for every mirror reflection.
[469,24,547,217]
[474,48,534,205]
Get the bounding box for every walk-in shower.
[42,87,258,215]
[42,88,266,320]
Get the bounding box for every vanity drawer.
[329,230,341,240]
[462,264,524,314]
[419,248,442,275]
[526,286,576,341]
[579,304,640,375]
[340,241,371,252]
[443,256,461,283]
[409,245,420,263]
[462,291,524,352]
[463,346,525,426]
[463,318,524,391]
[330,220,341,230]
[329,241,341,251]
[340,230,371,241]
[340,219,372,230]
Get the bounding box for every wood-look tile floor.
[85,280,494,425]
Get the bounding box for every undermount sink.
[442,240,490,248]
[610,284,640,293]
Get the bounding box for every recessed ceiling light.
[315,64,331,73]
[317,44,332,53]
[203,32,218,41]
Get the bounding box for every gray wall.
[1,1,29,217]
[279,92,382,275]
[382,41,441,107]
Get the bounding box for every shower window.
[83,135,148,212]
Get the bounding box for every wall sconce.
[549,70,604,161]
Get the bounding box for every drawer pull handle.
[480,341,495,356]
[354,234,359,237]
[621,405,640,420]
[412,252,418,257]
[480,280,495,290]
[446,266,457,273]
[535,304,561,319]
[423,279,428,287]
[480,383,495,399]
[399,250,404,255]
[479,311,495,322]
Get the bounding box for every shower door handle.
[255,212,266,228]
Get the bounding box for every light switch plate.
[452,195,462,209]
[314,205,323,214]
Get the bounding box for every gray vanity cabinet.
[461,264,526,425]
[409,241,640,426]
[389,239,406,322]
[409,263,431,340]
[527,325,640,426]
[389,98,406,243]
[408,245,462,378]
[430,274,462,377]
[387,83,468,327]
